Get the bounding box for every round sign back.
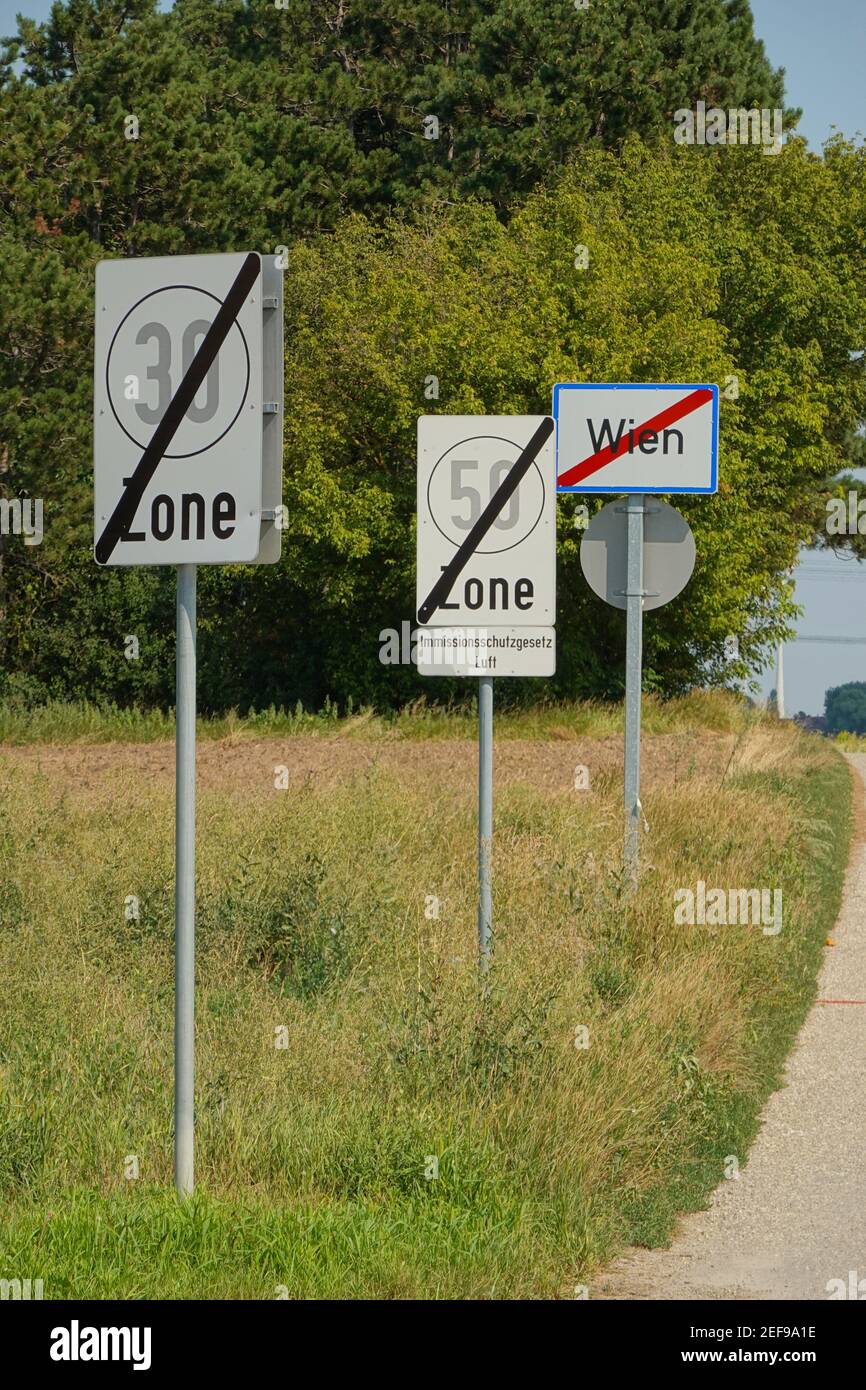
[580,498,695,610]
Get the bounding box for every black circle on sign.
[105,284,251,459]
[427,435,546,555]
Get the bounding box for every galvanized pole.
[174,563,196,1197]
[478,675,493,970]
[624,495,645,889]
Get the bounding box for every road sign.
[92,251,283,1197]
[553,382,718,494]
[580,499,696,610]
[94,251,283,565]
[416,624,555,677]
[416,414,557,971]
[416,415,556,637]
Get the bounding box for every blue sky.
[2,0,864,714]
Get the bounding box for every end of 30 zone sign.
[94,251,283,566]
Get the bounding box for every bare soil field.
[0,729,735,799]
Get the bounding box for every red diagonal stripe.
[557,386,714,488]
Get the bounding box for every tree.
[3,3,863,711]
[3,0,789,231]
[825,683,866,735]
[0,0,787,700]
[254,138,865,708]
[2,135,865,709]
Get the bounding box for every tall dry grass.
[0,708,851,1296]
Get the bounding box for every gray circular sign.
[580,499,695,610]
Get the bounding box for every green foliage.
[272,139,866,703]
[0,1,861,711]
[2,0,787,239]
[825,681,866,735]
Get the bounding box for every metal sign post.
[556,379,718,889]
[174,563,196,1197]
[477,674,493,969]
[579,494,699,889]
[623,496,645,888]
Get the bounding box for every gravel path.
[596,754,866,1301]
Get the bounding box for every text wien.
[587,419,685,456]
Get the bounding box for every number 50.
[450,458,519,531]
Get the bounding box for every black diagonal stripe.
[95,252,261,565]
[417,416,554,625]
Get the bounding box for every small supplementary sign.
[415,625,555,677]
[553,382,718,494]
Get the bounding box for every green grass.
[2,1190,569,1299]
[0,687,756,744]
[0,701,853,1298]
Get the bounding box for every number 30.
[134,319,219,425]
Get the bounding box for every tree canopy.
[826,682,866,735]
[3,0,788,240]
[1,1,863,712]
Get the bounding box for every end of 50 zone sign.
[416,415,556,677]
[94,251,283,565]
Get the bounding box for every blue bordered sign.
[553,382,719,494]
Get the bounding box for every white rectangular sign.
[94,251,283,565]
[416,415,556,648]
[554,382,718,494]
[416,625,556,677]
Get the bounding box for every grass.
[829,730,866,752]
[2,1191,566,1299]
[0,687,755,744]
[0,695,853,1298]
